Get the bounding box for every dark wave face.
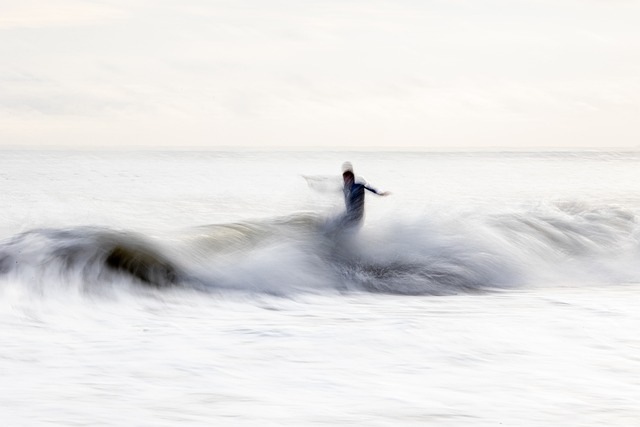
[1,202,639,296]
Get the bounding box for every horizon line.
[1,145,640,152]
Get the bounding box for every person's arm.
[364,184,390,196]
[303,175,343,193]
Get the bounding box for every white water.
[1,150,640,425]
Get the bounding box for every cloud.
[1,0,639,148]
[0,0,126,29]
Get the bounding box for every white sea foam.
[1,150,640,426]
[2,202,639,297]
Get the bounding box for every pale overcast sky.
[1,0,639,149]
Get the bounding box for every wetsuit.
[342,181,382,228]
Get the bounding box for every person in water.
[339,161,390,229]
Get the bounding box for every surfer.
[338,161,390,230]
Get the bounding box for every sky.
[0,0,639,150]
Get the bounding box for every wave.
[1,202,639,296]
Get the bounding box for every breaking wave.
[1,202,639,297]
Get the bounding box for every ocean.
[1,150,640,426]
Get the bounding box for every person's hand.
[380,191,391,196]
